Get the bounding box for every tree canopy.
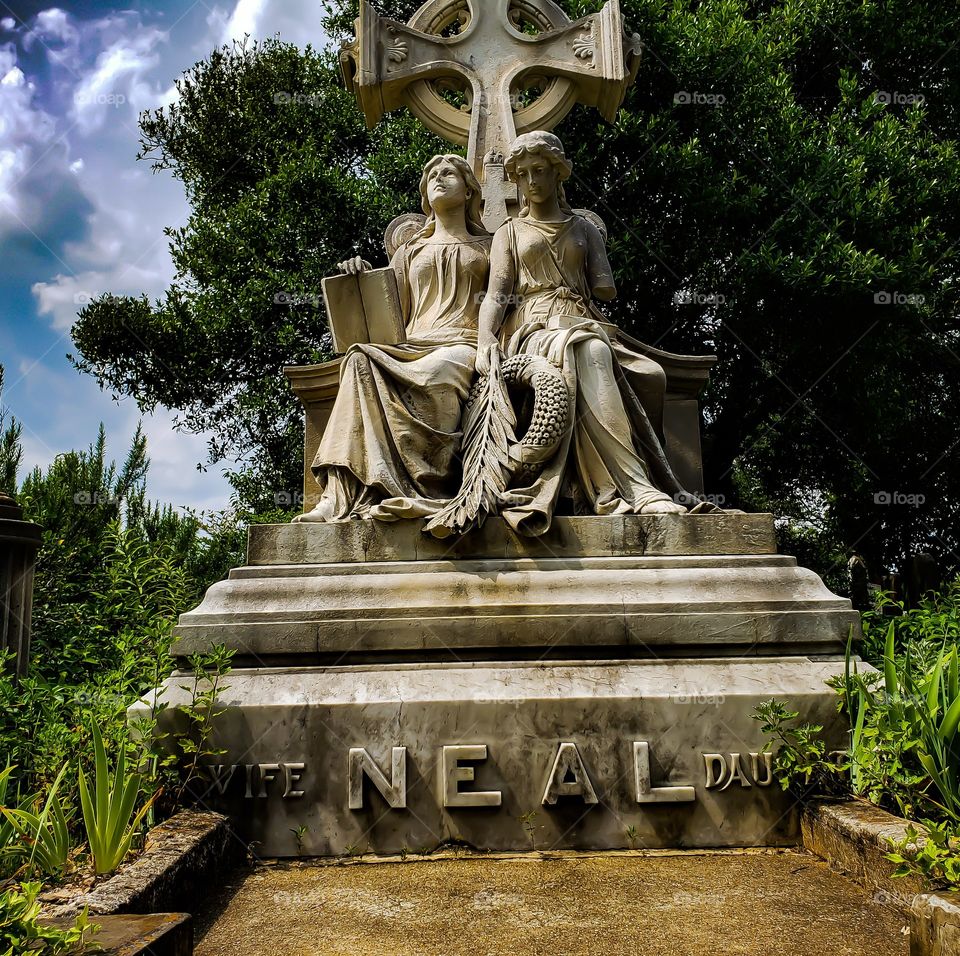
[71,0,960,580]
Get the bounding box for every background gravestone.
[0,492,42,678]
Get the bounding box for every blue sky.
[0,0,329,510]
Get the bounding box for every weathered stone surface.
[911,891,960,956]
[801,800,926,910]
[248,513,777,565]
[342,0,641,182]
[171,551,857,662]
[133,657,849,857]
[48,811,242,918]
[45,914,192,956]
[803,800,960,955]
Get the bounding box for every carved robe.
[310,235,490,520]
[498,215,685,535]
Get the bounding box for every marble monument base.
[133,656,847,856]
[132,514,859,856]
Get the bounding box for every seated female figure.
[296,155,490,522]
[477,131,687,535]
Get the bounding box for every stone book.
[322,267,405,352]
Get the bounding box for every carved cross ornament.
[339,0,642,175]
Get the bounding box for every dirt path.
[194,849,909,956]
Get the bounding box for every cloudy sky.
[0,0,329,511]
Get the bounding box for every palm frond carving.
[424,348,518,539]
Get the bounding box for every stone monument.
[0,492,42,679]
[133,0,861,856]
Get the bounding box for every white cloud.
[28,8,77,47]
[219,0,331,49]
[7,5,231,510]
[7,1,333,510]
[0,19,15,32]
[0,45,59,230]
[70,28,167,131]
[10,361,230,512]
[32,261,165,331]
[223,0,268,42]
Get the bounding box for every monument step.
[246,513,778,565]
[171,552,858,662]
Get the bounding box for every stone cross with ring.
[339,0,642,229]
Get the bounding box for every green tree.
[71,1,960,577]
[0,417,244,793]
[0,366,23,494]
[71,36,444,512]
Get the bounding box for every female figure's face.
[513,152,560,205]
[426,160,469,212]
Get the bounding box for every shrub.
[0,882,94,955]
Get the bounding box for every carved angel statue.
[428,131,693,537]
[295,154,490,523]
[296,140,699,535]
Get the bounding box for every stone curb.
[910,891,960,956]
[801,800,960,956]
[47,810,243,918]
[801,799,926,911]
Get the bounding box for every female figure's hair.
[412,154,487,241]
[504,131,574,217]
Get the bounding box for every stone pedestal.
[0,493,42,678]
[133,513,860,856]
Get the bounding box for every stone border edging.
[801,799,925,910]
[910,891,960,955]
[47,809,243,918]
[801,799,960,956]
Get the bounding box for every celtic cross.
[340,0,642,228]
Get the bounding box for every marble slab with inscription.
[133,656,844,856]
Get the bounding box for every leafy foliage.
[841,623,959,821]
[171,645,234,809]
[0,367,21,496]
[78,723,157,875]
[0,372,245,881]
[887,822,960,891]
[756,581,960,888]
[751,699,848,800]
[0,882,94,956]
[0,767,73,880]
